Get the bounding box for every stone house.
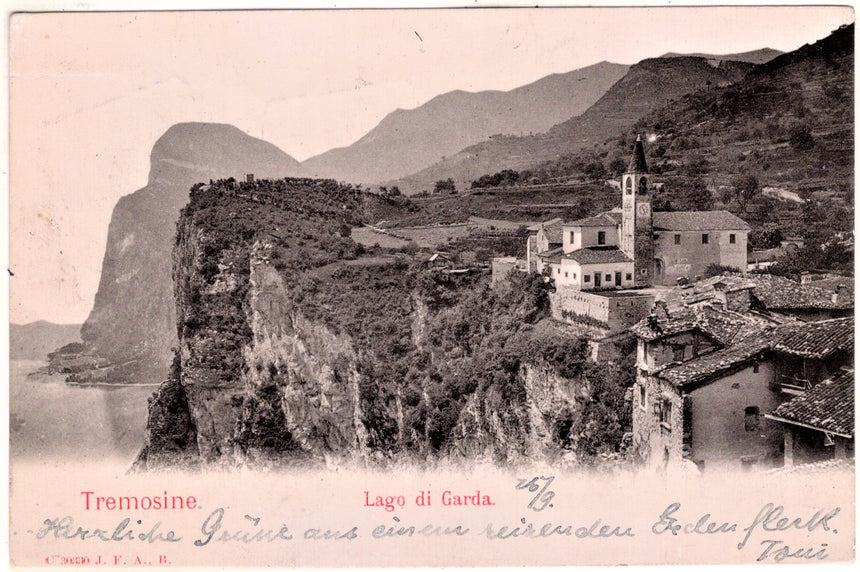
[666,272,854,321]
[767,368,854,467]
[528,219,563,274]
[630,298,854,472]
[768,316,854,395]
[630,303,782,471]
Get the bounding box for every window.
[744,406,760,432]
[626,273,632,281]
[641,268,647,275]
[625,178,632,194]
[753,362,759,373]
[639,177,648,194]
[606,274,612,282]
[557,268,560,275]
[598,231,606,245]
[702,233,709,244]
[564,272,568,278]
[673,346,685,362]
[659,399,672,429]
[730,233,736,244]
[570,231,576,243]
[573,273,577,280]
[674,234,681,245]
[584,275,591,283]
[639,384,647,410]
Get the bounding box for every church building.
[528,136,750,288]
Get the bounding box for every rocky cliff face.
[64,123,307,384]
[135,179,631,470]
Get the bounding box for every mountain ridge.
[393,55,756,193]
[64,122,308,384]
[301,61,629,184]
[660,48,783,64]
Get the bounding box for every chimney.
[654,300,670,319]
[246,173,255,184]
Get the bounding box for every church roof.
[653,210,751,231]
[562,247,632,265]
[628,136,648,174]
[566,213,620,228]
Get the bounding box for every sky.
[7,5,855,325]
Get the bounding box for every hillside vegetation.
[138,177,635,469]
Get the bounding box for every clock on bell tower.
[620,135,654,287]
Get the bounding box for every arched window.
[639,177,648,194]
[625,177,632,195]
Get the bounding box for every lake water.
[9,360,157,464]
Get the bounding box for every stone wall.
[550,289,654,334]
[631,372,685,468]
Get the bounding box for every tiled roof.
[537,246,563,262]
[630,307,703,342]
[538,221,564,245]
[629,304,754,345]
[526,218,563,232]
[658,328,775,388]
[653,210,751,231]
[567,213,620,228]
[769,369,854,437]
[562,247,632,265]
[743,273,854,310]
[766,458,854,476]
[603,211,623,225]
[772,317,854,358]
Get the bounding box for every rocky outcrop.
[136,179,630,470]
[62,123,307,384]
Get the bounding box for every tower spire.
[628,134,648,174]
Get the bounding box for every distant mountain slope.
[394,56,754,193]
[301,61,629,184]
[660,48,783,64]
[70,123,308,384]
[633,24,854,239]
[10,321,81,361]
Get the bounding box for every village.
[503,136,854,473]
[354,136,855,474]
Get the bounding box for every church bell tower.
[620,135,654,287]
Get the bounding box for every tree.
[434,178,456,193]
[608,156,627,176]
[749,224,783,249]
[731,173,759,212]
[788,124,815,151]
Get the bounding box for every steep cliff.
[62,123,308,384]
[136,178,634,470]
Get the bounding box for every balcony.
[774,374,812,395]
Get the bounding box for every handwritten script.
[29,476,843,564]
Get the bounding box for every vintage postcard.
[7,5,856,568]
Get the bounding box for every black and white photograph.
[7,5,855,567]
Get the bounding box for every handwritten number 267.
[515,476,555,512]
